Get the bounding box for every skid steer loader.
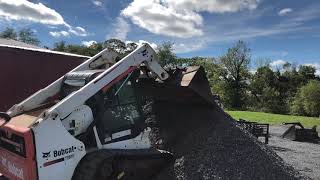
[0,43,212,180]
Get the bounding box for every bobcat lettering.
[53,146,76,157]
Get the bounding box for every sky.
[0,0,319,73]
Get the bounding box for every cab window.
[99,71,143,143]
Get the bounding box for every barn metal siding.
[0,46,87,111]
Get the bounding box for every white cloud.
[164,0,259,13]
[81,40,97,47]
[0,0,89,37]
[121,0,203,38]
[49,26,88,38]
[173,41,205,53]
[50,26,88,38]
[92,0,102,7]
[49,30,69,38]
[270,59,287,69]
[68,26,88,36]
[278,8,293,16]
[124,40,204,53]
[0,0,66,25]
[107,17,130,41]
[49,32,60,37]
[121,0,259,38]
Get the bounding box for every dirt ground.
[263,126,320,180]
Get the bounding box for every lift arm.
[8,44,168,118]
[46,43,168,120]
[10,44,169,122]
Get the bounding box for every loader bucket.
[282,125,297,141]
[137,66,213,105]
[282,124,320,143]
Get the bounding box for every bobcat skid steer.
[0,43,212,180]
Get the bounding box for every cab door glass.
[101,74,141,137]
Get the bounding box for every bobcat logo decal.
[42,151,51,158]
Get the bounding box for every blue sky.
[0,0,319,72]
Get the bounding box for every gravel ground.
[146,102,304,180]
[267,125,320,180]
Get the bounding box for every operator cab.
[96,69,145,144]
[61,69,145,147]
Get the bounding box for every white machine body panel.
[61,105,94,136]
[32,118,86,180]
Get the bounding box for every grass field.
[227,111,320,128]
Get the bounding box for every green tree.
[53,41,66,52]
[156,41,176,67]
[281,65,301,98]
[249,66,284,113]
[291,80,320,117]
[290,92,305,116]
[103,39,139,57]
[219,40,251,109]
[126,42,138,52]
[53,39,133,57]
[298,65,316,84]
[0,27,17,40]
[65,44,86,55]
[18,28,40,46]
[87,42,104,55]
[104,39,127,54]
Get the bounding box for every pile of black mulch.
[142,100,307,180]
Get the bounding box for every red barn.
[0,38,89,111]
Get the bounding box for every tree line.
[147,41,320,117]
[0,27,40,46]
[170,41,320,117]
[1,27,320,117]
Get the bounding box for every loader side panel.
[0,119,37,180]
[32,118,86,180]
